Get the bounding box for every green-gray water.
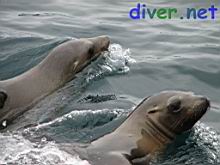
[0,0,220,164]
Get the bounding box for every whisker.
[171,116,186,131]
[170,115,185,130]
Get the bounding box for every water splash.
[0,133,90,165]
[85,43,136,82]
[18,106,131,143]
[102,44,136,73]
[31,108,127,130]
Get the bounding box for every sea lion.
[84,91,210,165]
[0,35,110,129]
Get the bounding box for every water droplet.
[2,120,7,127]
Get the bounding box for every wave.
[0,133,90,165]
[151,122,220,165]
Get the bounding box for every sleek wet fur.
[85,91,210,165]
[0,36,110,129]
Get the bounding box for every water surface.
[0,0,220,164]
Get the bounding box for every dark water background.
[0,0,220,164]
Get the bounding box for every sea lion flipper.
[0,91,7,109]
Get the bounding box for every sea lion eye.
[148,109,157,114]
[167,98,181,113]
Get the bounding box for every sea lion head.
[70,35,110,74]
[42,35,110,81]
[118,91,210,162]
[87,35,110,55]
[145,91,210,135]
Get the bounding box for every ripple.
[18,12,70,17]
[78,94,117,103]
[33,108,126,130]
[151,122,220,165]
[20,107,131,143]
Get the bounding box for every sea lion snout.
[198,96,210,109]
[88,35,110,53]
[190,96,210,118]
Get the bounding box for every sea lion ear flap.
[0,91,7,109]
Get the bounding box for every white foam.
[102,44,136,73]
[0,133,90,165]
[85,43,136,82]
[30,108,127,130]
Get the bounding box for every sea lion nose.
[199,96,210,109]
[88,35,110,52]
[101,36,110,51]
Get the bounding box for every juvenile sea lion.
[85,91,210,165]
[0,35,110,129]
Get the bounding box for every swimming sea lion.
[85,91,210,165]
[0,35,110,129]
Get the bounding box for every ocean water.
[0,0,220,164]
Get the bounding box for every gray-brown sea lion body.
[85,91,210,165]
[0,35,110,129]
